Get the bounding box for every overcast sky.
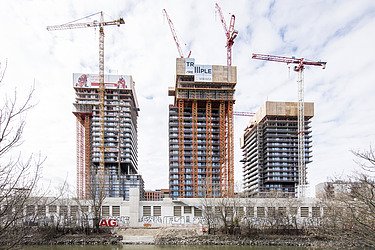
[1,0,374,196]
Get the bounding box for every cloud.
[0,0,374,196]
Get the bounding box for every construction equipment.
[215,3,238,66]
[233,111,255,117]
[47,12,125,197]
[252,53,326,198]
[163,9,191,58]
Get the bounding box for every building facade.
[168,58,237,199]
[15,188,324,229]
[144,189,170,201]
[73,73,143,200]
[241,101,314,197]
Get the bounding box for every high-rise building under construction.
[73,73,143,200]
[168,58,237,199]
[240,101,314,197]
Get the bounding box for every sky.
[0,0,374,197]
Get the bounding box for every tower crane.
[163,9,191,58]
[47,12,125,196]
[215,3,238,66]
[252,53,326,198]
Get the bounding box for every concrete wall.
[16,188,325,229]
[251,101,314,125]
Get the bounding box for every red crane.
[215,3,238,66]
[163,9,191,58]
[252,53,326,198]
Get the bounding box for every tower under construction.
[168,58,237,199]
[73,73,143,200]
[240,101,314,197]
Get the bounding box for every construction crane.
[47,12,125,196]
[233,111,255,117]
[163,9,191,58]
[252,53,326,198]
[215,3,238,66]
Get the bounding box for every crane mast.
[252,53,326,198]
[47,12,125,196]
[215,3,238,66]
[163,9,191,58]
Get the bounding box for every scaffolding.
[227,100,234,197]
[73,103,92,199]
[178,99,185,198]
[192,100,198,197]
[205,101,213,197]
[219,101,227,197]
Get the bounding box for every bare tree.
[0,60,46,247]
[88,170,107,231]
[320,148,375,248]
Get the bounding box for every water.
[23,245,309,250]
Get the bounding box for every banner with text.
[73,73,131,89]
[185,58,212,82]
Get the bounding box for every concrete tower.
[240,101,314,197]
[73,73,143,200]
[168,58,237,198]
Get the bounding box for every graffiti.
[140,216,206,225]
[102,216,129,227]
[99,218,117,227]
[163,216,185,225]
[140,216,163,224]
[193,216,206,224]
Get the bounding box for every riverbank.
[0,227,123,247]
[3,227,362,248]
[151,227,360,249]
[155,234,337,248]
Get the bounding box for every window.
[257,207,265,218]
[300,207,309,218]
[70,206,78,218]
[184,206,192,214]
[278,207,286,216]
[194,207,202,217]
[174,206,182,216]
[112,206,120,217]
[143,206,151,216]
[49,205,57,213]
[267,207,276,217]
[102,206,110,217]
[37,205,46,216]
[59,206,68,216]
[290,207,297,215]
[246,207,254,217]
[153,206,161,216]
[225,207,233,217]
[312,207,320,218]
[236,207,244,217]
[215,207,222,216]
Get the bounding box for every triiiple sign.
[185,58,212,82]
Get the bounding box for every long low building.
[12,188,324,229]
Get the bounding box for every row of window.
[17,205,120,217]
